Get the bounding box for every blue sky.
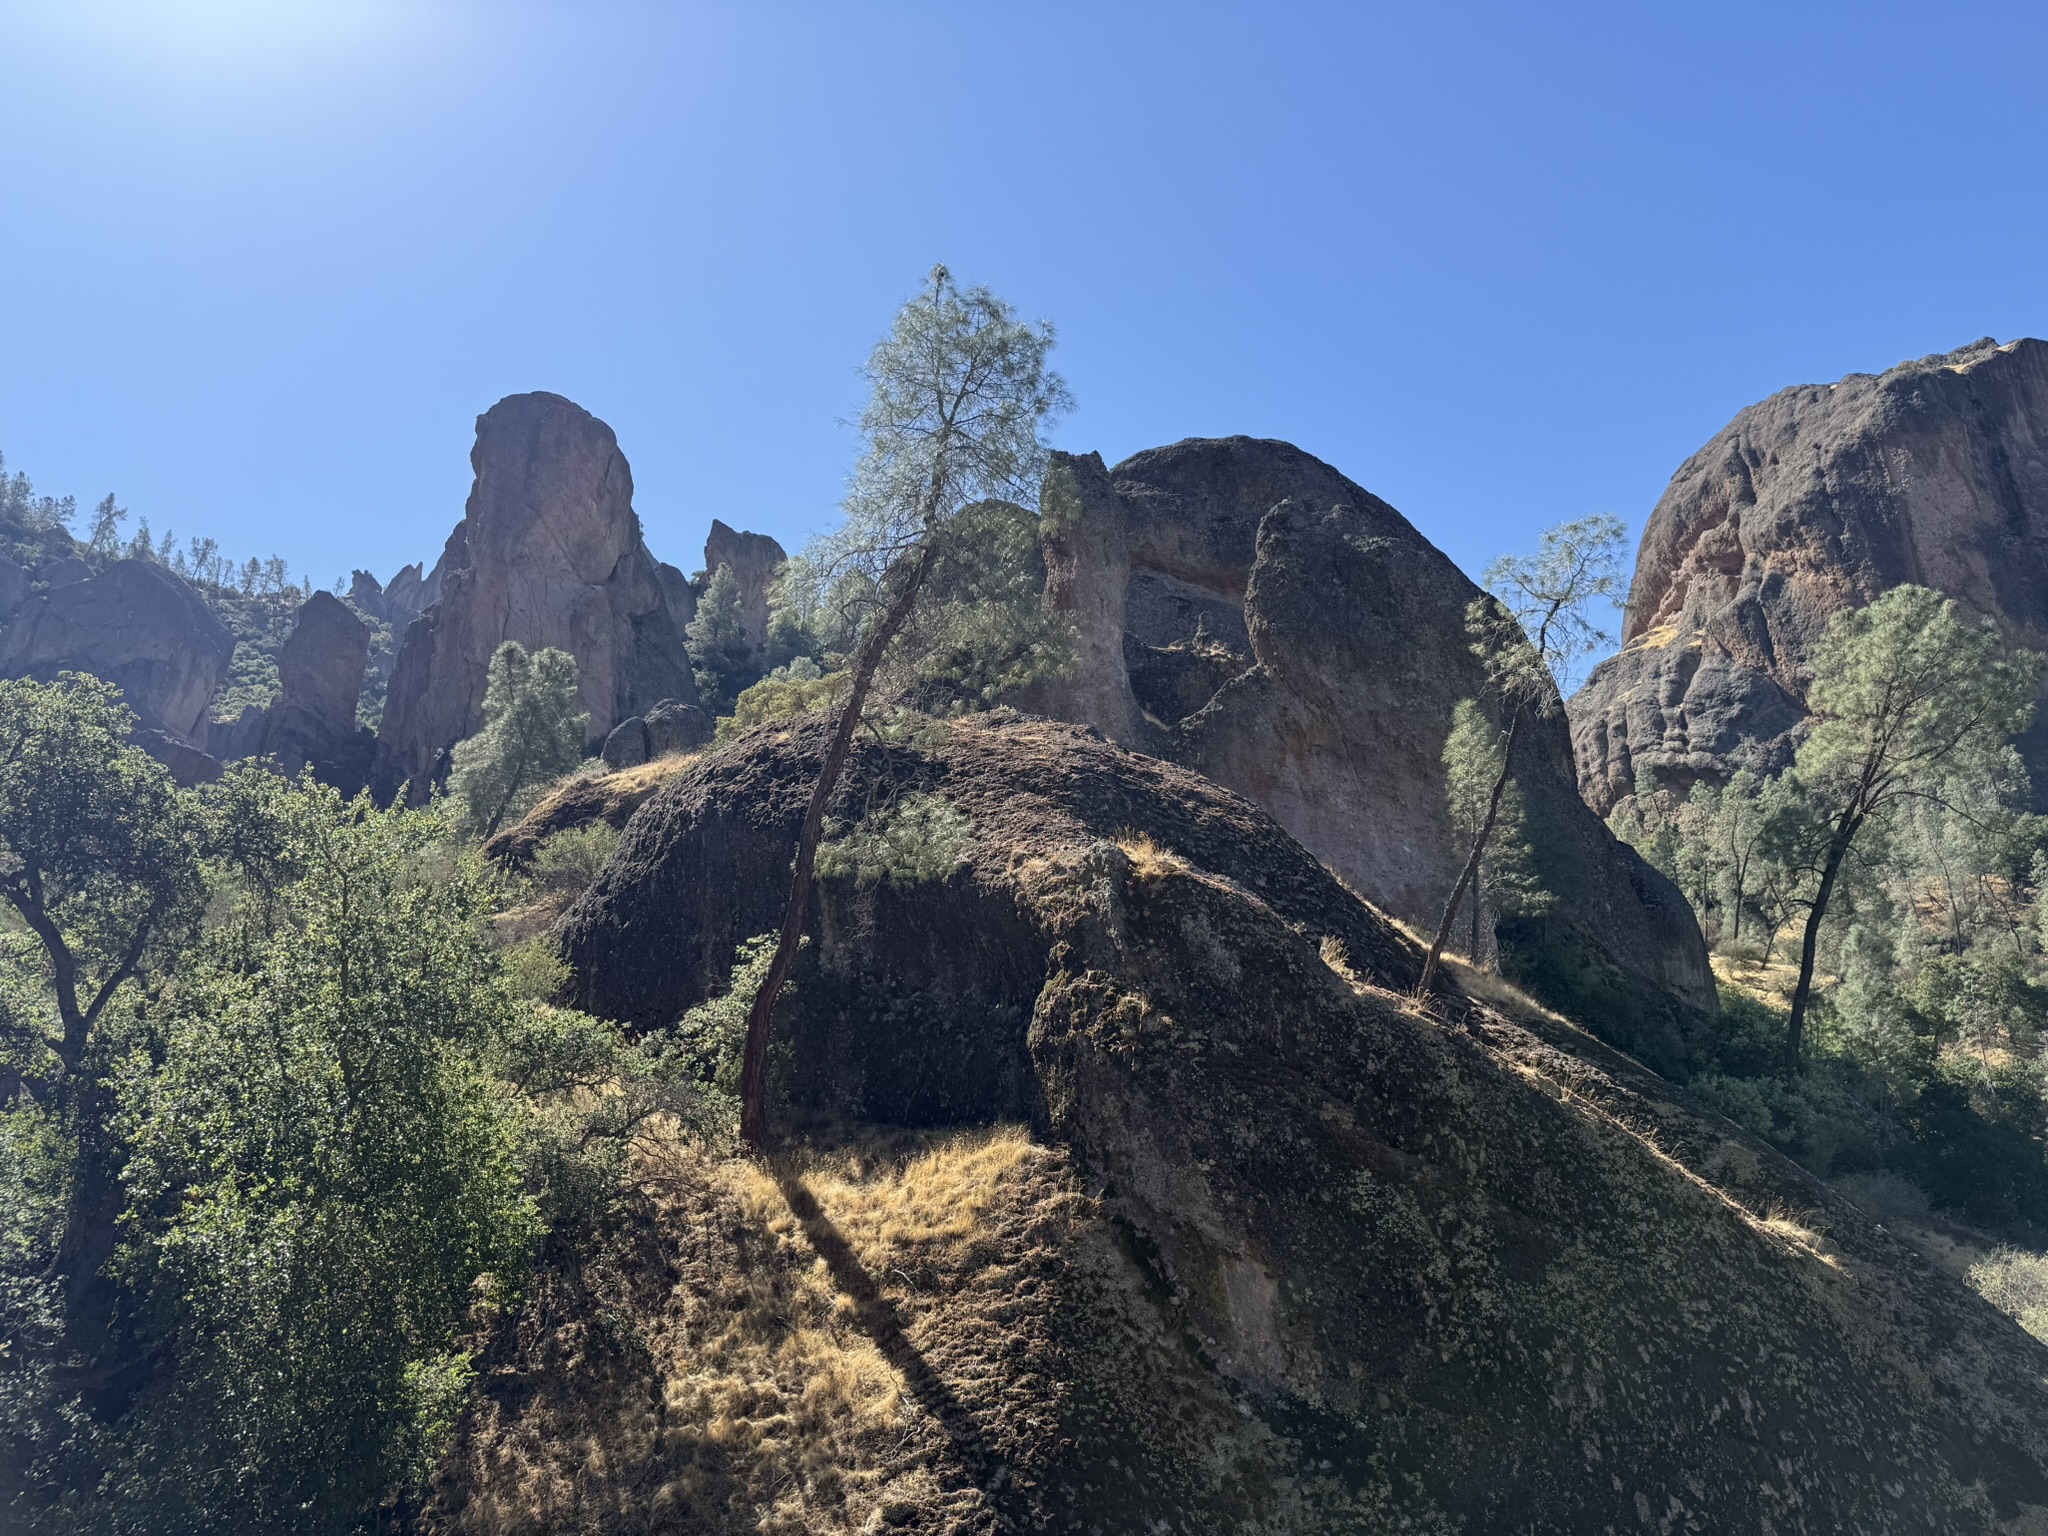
[3,1,2045,613]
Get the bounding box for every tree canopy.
[446,642,588,836]
[1774,586,2040,1067]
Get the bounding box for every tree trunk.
[737,542,939,1148]
[1785,826,1854,1073]
[1420,710,1521,994]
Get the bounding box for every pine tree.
[446,642,589,836]
[686,563,757,713]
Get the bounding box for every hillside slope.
[435,714,2048,1531]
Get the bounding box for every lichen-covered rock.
[35,554,90,589]
[528,713,2048,1532]
[373,392,697,800]
[1026,438,1714,1068]
[0,558,233,740]
[1572,337,2048,812]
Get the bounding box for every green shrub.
[716,660,849,744]
[530,821,620,896]
[1891,1076,2048,1230]
[1967,1246,2048,1341]
[816,792,973,890]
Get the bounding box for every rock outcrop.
[0,558,234,746]
[703,517,786,655]
[212,591,375,791]
[1572,337,2048,813]
[347,561,434,630]
[372,392,697,800]
[598,698,710,772]
[0,562,26,622]
[1025,438,1713,1068]
[501,713,2048,1532]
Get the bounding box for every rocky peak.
[372,392,697,801]
[1571,337,2048,812]
[1023,437,1716,1068]
[348,561,434,631]
[277,591,369,743]
[703,517,786,655]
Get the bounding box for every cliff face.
[0,558,235,780]
[373,393,697,800]
[1572,337,2048,813]
[477,714,2048,1534]
[1024,438,1715,1069]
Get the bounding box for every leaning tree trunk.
[1419,709,1521,995]
[1784,826,1853,1073]
[736,541,940,1148]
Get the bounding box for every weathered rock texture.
[0,559,233,742]
[1573,337,2048,813]
[494,714,2048,1533]
[348,561,433,630]
[211,592,374,791]
[0,562,27,622]
[373,392,697,800]
[703,517,786,655]
[1026,438,1713,1069]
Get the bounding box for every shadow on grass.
[769,1161,999,1494]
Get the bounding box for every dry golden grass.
[1115,830,1189,878]
[1751,1205,1843,1270]
[1319,935,1364,990]
[603,751,701,795]
[438,1125,1051,1536]
[1710,950,1822,1009]
[1369,909,1577,1029]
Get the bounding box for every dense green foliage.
[816,791,975,890]
[1439,698,1546,965]
[1612,587,2048,1232]
[107,773,539,1530]
[0,678,718,1532]
[686,563,759,714]
[446,642,589,835]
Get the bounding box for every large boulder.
[0,558,233,741]
[260,591,373,790]
[372,392,698,801]
[1572,337,2048,813]
[276,590,369,744]
[522,714,2048,1532]
[703,517,786,655]
[1023,438,1714,1069]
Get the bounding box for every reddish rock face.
[1020,437,1715,1070]
[1572,337,2048,813]
[373,392,696,801]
